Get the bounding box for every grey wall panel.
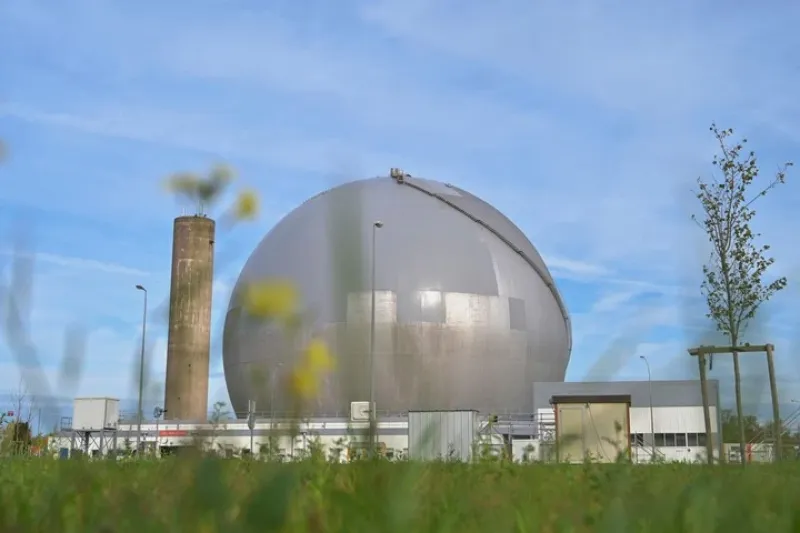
[532,380,722,412]
[408,410,478,461]
[223,176,571,416]
[397,290,446,324]
[508,297,526,331]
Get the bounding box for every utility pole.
[247,400,256,457]
[639,356,656,462]
[368,221,383,456]
[135,284,148,455]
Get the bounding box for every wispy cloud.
[1,0,799,418]
[0,249,149,277]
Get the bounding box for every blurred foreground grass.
[0,458,799,533]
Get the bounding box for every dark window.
[654,433,666,446]
[687,433,698,446]
[697,433,707,446]
[630,433,644,446]
[665,433,676,446]
[675,433,687,447]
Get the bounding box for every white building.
[51,380,720,463]
[531,380,722,463]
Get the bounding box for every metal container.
[223,174,572,416]
[408,410,478,461]
[72,397,120,431]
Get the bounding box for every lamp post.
[270,362,283,429]
[153,406,165,458]
[135,284,148,455]
[369,221,383,454]
[639,355,655,462]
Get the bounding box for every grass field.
[0,458,798,533]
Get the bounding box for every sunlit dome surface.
[223,175,571,416]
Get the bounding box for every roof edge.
[389,172,573,354]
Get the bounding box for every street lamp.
[270,362,283,429]
[368,221,383,453]
[639,355,655,461]
[135,284,148,455]
[153,407,165,458]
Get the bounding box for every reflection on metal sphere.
[223,174,571,417]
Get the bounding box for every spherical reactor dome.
[223,175,571,417]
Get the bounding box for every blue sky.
[2,0,800,425]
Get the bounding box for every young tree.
[693,124,791,465]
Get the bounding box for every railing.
[116,409,541,425]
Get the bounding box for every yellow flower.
[233,190,259,220]
[241,280,298,320]
[208,163,235,185]
[164,172,200,194]
[304,338,334,372]
[163,164,236,205]
[290,365,319,400]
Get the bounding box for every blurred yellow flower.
[233,190,259,220]
[164,164,236,205]
[290,365,319,400]
[304,338,334,372]
[285,339,335,401]
[241,280,298,320]
[208,163,235,185]
[164,172,200,194]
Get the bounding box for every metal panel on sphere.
[222,175,571,417]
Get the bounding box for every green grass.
[1,458,799,532]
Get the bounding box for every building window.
[630,433,645,446]
[651,433,701,447]
[687,433,707,447]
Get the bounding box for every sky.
[1,0,800,428]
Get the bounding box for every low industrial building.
[52,380,721,463]
[532,380,722,463]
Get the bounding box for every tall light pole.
[135,284,148,455]
[639,355,655,461]
[270,362,283,429]
[369,221,383,454]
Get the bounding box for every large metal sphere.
[223,175,571,417]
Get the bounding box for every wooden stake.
[690,342,783,463]
[765,344,782,462]
[697,352,714,464]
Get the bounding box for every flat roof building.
[532,380,722,463]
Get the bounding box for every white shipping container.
[72,398,120,431]
[408,410,478,462]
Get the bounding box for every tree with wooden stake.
[688,344,782,464]
[692,123,791,466]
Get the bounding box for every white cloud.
[0,249,150,277]
[544,256,612,280]
[2,0,799,419]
